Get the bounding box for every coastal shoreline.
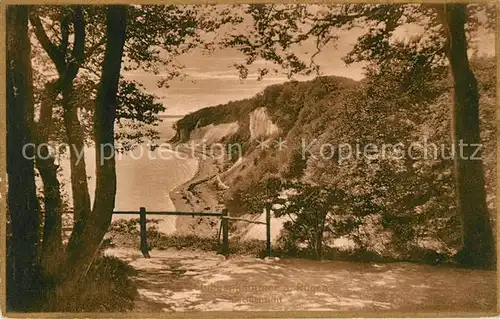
[169,145,223,237]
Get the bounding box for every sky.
[122,7,496,117]
[122,12,369,116]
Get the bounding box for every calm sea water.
[59,118,198,234]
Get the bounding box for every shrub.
[227,238,267,257]
[42,256,138,312]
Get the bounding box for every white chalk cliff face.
[220,107,281,179]
[249,107,279,140]
[189,122,239,144]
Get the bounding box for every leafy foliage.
[224,4,494,79]
[272,181,350,259]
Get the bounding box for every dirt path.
[105,248,497,313]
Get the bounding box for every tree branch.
[36,80,61,143]
[60,6,85,90]
[60,11,70,53]
[72,6,85,64]
[29,10,66,73]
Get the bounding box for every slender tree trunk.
[6,5,42,310]
[36,80,64,276]
[37,158,63,274]
[29,6,89,279]
[441,4,495,269]
[316,213,326,260]
[30,6,91,253]
[315,231,323,260]
[61,86,91,223]
[65,5,127,276]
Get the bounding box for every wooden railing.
[61,208,272,258]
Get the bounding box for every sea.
[58,117,199,234]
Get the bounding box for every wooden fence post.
[139,207,150,258]
[221,209,229,256]
[266,206,271,257]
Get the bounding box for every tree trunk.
[30,6,90,262]
[6,5,42,310]
[61,86,91,223]
[315,231,323,260]
[29,7,91,225]
[65,5,127,276]
[29,6,90,279]
[442,4,495,269]
[36,81,64,276]
[316,213,326,260]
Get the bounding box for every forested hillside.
[174,55,496,262]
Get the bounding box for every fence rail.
[113,211,223,217]
[60,207,272,258]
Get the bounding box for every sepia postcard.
[1,1,498,317]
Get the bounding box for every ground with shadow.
[104,247,496,312]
